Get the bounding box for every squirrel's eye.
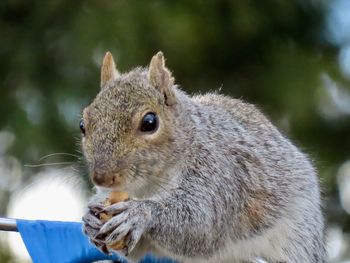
[140,112,158,133]
[79,119,86,135]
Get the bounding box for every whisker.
[38,152,80,161]
[129,173,163,200]
[24,162,76,168]
[140,176,172,201]
[133,169,178,198]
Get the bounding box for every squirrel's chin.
[95,184,126,192]
[110,185,127,192]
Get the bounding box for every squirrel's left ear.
[100,51,120,89]
[148,52,176,106]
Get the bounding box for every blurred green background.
[1,0,350,262]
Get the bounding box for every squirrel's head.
[81,52,184,192]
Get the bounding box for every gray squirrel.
[81,51,325,263]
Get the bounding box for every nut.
[99,191,129,250]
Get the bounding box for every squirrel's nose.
[91,171,112,186]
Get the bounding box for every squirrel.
[81,51,325,263]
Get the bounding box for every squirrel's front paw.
[82,210,108,253]
[96,200,154,256]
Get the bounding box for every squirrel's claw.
[109,229,142,257]
[102,201,129,216]
[82,211,103,229]
[87,192,110,214]
[82,212,108,254]
[97,212,128,236]
[124,227,143,255]
[88,202,105,214]
[97,200,153,255]
[105,221,130,244]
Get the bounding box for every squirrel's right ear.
[100,51,119,89]
[148,52,177,106]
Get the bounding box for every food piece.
[99,191,129,250]
[108,240,126,251]
[99,191,129,222]
[108,191,129,204]
[99,212,111,222]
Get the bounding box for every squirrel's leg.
[125,236,168,262]
[143,191,234,262]
[91,186,323,262]
[92,194,224,261]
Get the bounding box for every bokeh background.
[0,0,350,262]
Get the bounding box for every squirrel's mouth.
[90,171,126,189]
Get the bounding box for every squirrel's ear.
[148,51,176,106]
[100,51,119,89]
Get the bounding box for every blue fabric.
[17,219,175,263]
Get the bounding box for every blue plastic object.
[17,219,175,263]
[17,219,124,263]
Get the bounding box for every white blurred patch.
[6,169,87,262]
[337,160,350,214]
[0,156,22,192]
[251,258,268,263]
[326,0,350,46]
[0,131,15,155]
[339,46,350,80]
[0,131,22,192]
[15,87,44,126]
[57,97,85,128]
[326,225,349,262]
[317,74,350,119]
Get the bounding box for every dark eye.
[79,119,86,135]
[140,112,158,133]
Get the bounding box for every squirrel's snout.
[91,171,108,186]
[90,170,124,188]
